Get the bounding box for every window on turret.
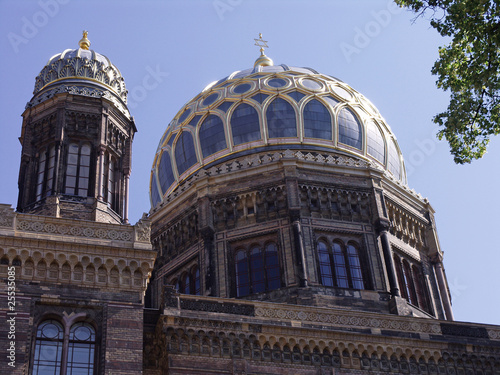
[304,99,332,140]
[234,242,281,297]
[266,98,297,138]
[36,145,55,201]
[316,238,366,290]
[64,142,91,197]
[338,107,362,149]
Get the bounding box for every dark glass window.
[403,260,418,306]
[171,265,201,296]
[267,78,287,88]
[216,101,233,113]
[266,98,297,138]
[64,142,91,196]
[338,107,362,149]
[304,99,332,140]
[181,272,191,294]
[231,103,261,145]
[33,320,96,375]
[175,131,198,176]
[105,156,117,210]
[318,241,334,287]
[36,146,55,201]
[235,242,281,297]
[317,238,365,290]
[158,151,175,193]
[234,83,251,94]
[393,253,431,312]
[178,108,191,124]
[202,93,219,106]
[367,121,385,163]
[193,266,201,295]
[388,139,401,180]
[199,115,227,158]
[413,265,431,313]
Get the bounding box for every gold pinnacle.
[79,30,91,50]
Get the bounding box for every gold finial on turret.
[253,33,273,68]
[79,30,91,50]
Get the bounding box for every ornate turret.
[17,31,136,224]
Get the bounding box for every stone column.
[123,172,130,224]
[97,147,105,200]
[376,219,400,297]
[292,216,308,287]
[432,254,454,321]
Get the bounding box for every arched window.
[103,154,118,211]
[317,240,334,287]
[33,320,64,374]
[180,272,191,294]
[388,138,401,180]
[266,98,297,138]
[304,99,332,140]
[231,103,261,145]
[317,238,366,290]
[393,253,430,312]
[192,266,201,295]
[67,323,96,374]
[36,145,56,201]
[199,114,227,158]
[413,265,431,313]
[235,242,281,297]
[402,260,418,306]
[65,142,91,196]
[338,107,362,149]
[171,265,201,296]
[33,320,96,375]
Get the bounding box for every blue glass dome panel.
[266,98,297,138]
[158,151,175,194]
[216,101,233,113]
[189,115,202,127]
[234,83,251,94]
[231,103,261,145]
[268,78,287,88]
[388,138,401,179]
[304,99,332,140]
[203,93,219,106]
[175,131,198,175]
[250,93,268,104]
[178,108,191,124]
[151,172,161,207]
[287,91,306,103]
[367,121,385,163]
[199,115,227,158]
[338,107,362,150]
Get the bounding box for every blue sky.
[1,0,499,326]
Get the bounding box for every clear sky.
[1,0,499,326]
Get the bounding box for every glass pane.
[33,321,63,375]
[338,107,362,149]
[81,144,91,155]
[250,247,264,293]
[67,153,78,165]
[333,243,348,288]
[250,93,268,104]
[175,131,198,176]
[231,103,261,145]
[265,243,280,291]
[318,241,333,287]
[159,152,175,193]
[266,98,297,138]
[79,165,89,178]
[202,93,219,106]
[287,91,305,103]
[199,115,227,158]
[304,99,332,140]
[80,155,90,167]
[367,121,385,163]
[234,83,251,94]
[267,78,287,88]
[235,251,249,297]
[216,101,233,113]
[388,139,401,180]
[66,165,77,177]
[347,244,364,289]
[150,172,161,207]
[178,108,191,124]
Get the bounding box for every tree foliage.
[395,0,500,163]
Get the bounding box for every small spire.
[79,30,91,50]
[253,33,273,68]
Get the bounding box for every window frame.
[64,141,93,197]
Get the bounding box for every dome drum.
[150,65,406,208]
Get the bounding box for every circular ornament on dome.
[177,108,192,124]
[202,92,220,106]
[232,83,252,94]
[266,78,289,89]
[300,78,323,91]
[331,85,352,100]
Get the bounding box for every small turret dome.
[27,31,129,117]
[150,59,407,208]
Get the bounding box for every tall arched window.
[175,131,198,176]
[158,151,175,194]
[33,320,96,375]
[33,320,64,374]
[338,107,362,149]
[317,238,366,290]
[65,142,91,196]
[231,103,261,145]
[393,253,431,313]
[36,145,56,201]
[199,114,227,158]
[235,242,281,297]
[170,265,201,296]
[303,99,332,140]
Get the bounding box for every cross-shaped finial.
[254,33,269,56]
